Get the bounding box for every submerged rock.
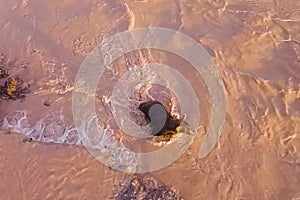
[0,67,30,101]
[138,100,181,137]
[0,68,9,79]
[114,176,183,200]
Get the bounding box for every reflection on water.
[0,0,300,199]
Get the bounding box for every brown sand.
[0,0,300,199]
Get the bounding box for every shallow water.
[0,0,300,199]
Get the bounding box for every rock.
[138,100,181,136]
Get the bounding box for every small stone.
[44,100,51,107]
[22,137,33,143]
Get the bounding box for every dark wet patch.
[114,176,183,200]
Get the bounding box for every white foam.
[2,110,81,145]
[1,110,137,170]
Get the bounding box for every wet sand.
[0,0,300,199]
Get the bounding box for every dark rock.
[114,176,183,200]
[138,101,181,136]
[0,68,9,79]
[0,74,30,101]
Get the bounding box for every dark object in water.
[0,68,9,79]
[114,176,183,200]
[22,137,33,143]
[0,77,30,100]
[138,101,181,136]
